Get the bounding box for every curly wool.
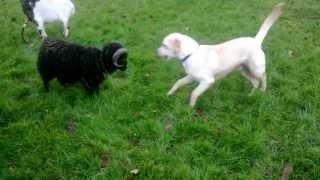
[37,38,127,94]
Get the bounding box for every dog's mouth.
[158,54,169,60]
[157,48,169,60]
[162,55,169,60]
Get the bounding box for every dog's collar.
[181,54,191,63]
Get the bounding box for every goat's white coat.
[158,3,284,107]
[26,0,75,38]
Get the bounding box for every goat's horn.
[112,48,127,67]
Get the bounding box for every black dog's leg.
[92,86,100,95]
[81,78,95,95]
[81,78,89,90]
[44,81,49,92]
[40,75,51,92]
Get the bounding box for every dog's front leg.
[167,75,194,96]
[189,80,214,107]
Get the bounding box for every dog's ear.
[170,38,181,50]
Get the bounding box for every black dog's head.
[102,42,128,73]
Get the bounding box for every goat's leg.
[61,18,70,37]
[36,20,47,40]
[21,20,29,43]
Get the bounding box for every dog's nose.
[157,48,164,57]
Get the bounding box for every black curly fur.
[37,38,128,94]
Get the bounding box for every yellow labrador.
[158,3,284,107]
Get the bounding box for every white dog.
[158,3,284,107]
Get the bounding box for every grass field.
[0,0,320,179]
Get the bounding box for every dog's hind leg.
[167,75,194,96]
[259,73,267,92]
[246,50,267,94]
[240,66,260,96]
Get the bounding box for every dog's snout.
[157,48,163,57]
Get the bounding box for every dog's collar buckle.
[181,54,191,63]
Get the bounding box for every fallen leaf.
[128,139,140,146]
[130,169,139,175]
[100,153,110,168]
[288,50,294,58]
[133,112,140,117]
[121,160,130,168]
[28,43,34,48]
[127,176,134,180]
[195,107,206,117]
[165,121,173,132]
[281,163,293,180]
[65,121,77,134]
[217,128,225,135]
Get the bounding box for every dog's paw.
[189,102,196,108]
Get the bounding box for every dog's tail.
[255,2,284,45]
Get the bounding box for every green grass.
[0,0,319,179]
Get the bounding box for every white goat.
[20,0,75,42]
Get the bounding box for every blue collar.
[181,54,191,63]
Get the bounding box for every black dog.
[38,38,128,94]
